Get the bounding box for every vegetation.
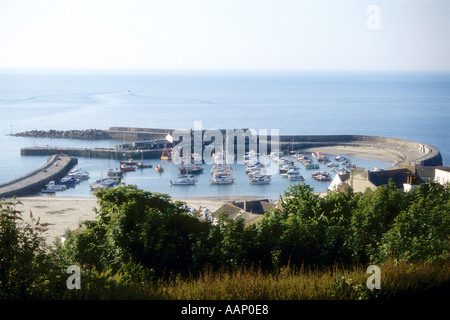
[0,180,449,300]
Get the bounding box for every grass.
[133,259,449,300]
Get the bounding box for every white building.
[434,167,450,185]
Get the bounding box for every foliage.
[1,179,448,299]
[0,199,63,299]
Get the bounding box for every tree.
[379,181,450,263]
[0,199,57,299]
[63,185,212,276]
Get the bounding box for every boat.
[249,176,270,185]
[286,169,300,176]
[179,165,204,174]
[55,176,79,186]
[170,176,197,185]
[304,163,320,169]
[311,171,329,177]
[137,161,153,169]
[90,179,116,190]
[155,164,164,172]
[288,174,305,181]
[327,163,339,168]
[191,153,203,164]
[210,174,234,184]
[161,148,171,161]
[314,175,332,181]
[68,168,90,179]
[107,168,123,178]
[41,181,67,193]
[120,164,136,172]
[120,159,138,166]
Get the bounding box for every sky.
[0,0,449,71]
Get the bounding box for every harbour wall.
[0,155,78,199]
[19,131,443,168]
[20,147,165,160]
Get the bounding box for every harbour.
[0,127,443,200]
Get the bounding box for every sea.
[0,69,449,200]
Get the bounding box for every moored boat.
[120,159,138,166]
[179,165,204,174]
[137,161,153,169]
[55,176,79,186]
[288,174,305,181]
[120,164,136,172]
[170,176,197,185]
[249,177,270,185]
[41,181,67,193]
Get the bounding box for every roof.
[435,166,450,173]
[213,199,277,217]
[368,168,421,187]
[231,199,276,214]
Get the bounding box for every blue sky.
[0,0,449,70]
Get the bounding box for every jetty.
[20,146,167,160]
[0,154,78,199]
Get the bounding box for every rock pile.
[13,129,111,140]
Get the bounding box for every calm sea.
[0,70,449,199]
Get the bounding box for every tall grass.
[132,260,447,300]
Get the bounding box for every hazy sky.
[0,0,449,70]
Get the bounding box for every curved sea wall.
[276,134,443,167]
[18,128,443,169]
[0,155,78,199]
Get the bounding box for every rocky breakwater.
[13,129,111,140]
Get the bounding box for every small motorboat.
[288,174,305,181]
[120,159,138,166]
[170,176,197,185]
[137,161,153,169]
[155,164,164,172]
[179,165,204,174]
[120,164,136,172]
[249,177,271,185]
[41,181,67,193]
[55,176,79,186]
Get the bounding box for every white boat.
[90,179,116,190]
[170,176,197,185]
[288,174,305,181]
[210,174,234,184]
[249,177,270,185]
[327,163,339,168]
[41,181,67,193]
[68,170,90,179]
[107,168,123,178]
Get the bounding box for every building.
[416,166,450,186]
[213,199,278,224]
[434,167,450,185]
[115,139,172,151]
[329,168,422,193]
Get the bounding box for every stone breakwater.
[0,155,78,199]
[13,129,111,140]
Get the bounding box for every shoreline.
[9,144,413,244]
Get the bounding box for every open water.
[0,70,449,199]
